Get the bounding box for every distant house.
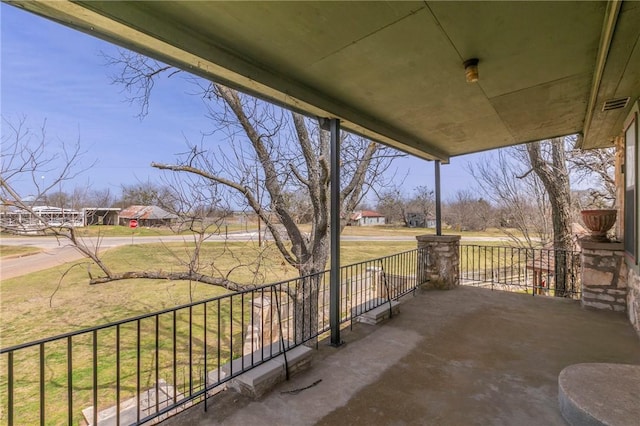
[83,208,121,226]
[118,205,178,227]
[349,210,386,226]
[405,212,436,228]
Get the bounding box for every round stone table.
[558,363,640,426]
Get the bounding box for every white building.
[0,205,83,232]
[349,210,386,226]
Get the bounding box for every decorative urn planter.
[580,209,617,242]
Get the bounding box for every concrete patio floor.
[166,286,640,426]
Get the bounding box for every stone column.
[416,235,461,290]
[627,268,640,336]
[579,240,627,312]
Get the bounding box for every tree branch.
[151,161,299,267]
[516,168,534,179]
[89,270,251,291]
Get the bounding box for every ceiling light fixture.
[464,58,479,83]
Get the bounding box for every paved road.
[1,246,86,280]
[1,233,515,280]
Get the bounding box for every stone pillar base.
[627,268,640,336]
[416,235,461,290]
[579,240,627,312]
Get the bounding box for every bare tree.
[106,52,400,341]
[1,116,86,207]
[376,187,408,225]
[1,116,258,296]
[525,138,573,297]
[407,185,435,224]
[45,186,116,209]
[281,190,314,224]
[117,181,172,208]
[85,188,115,207]
[469,149,552,248]
[444,189,494,231]
[0,116,117,275]
[44,190,69,208]
[470,138,574,297]
[151,90,394,342]
[378,185,436,228]
[567,144,616,209]
[149,171,273,302]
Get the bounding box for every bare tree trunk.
[291,273,321,344]
[527,138,572,297]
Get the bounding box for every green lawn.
[341,225,524,239]
[0,239,420,424]
[1,278,247,425]
[74,223,256,237]
[1,240,419,347]
[0,236,518,348]
[0,245,41,258]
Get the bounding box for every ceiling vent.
[602,97,630,111]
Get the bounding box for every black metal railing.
[340,248,425,322]
[459,244,581,298]
[0,248,426,425]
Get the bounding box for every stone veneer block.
[579,240,624,252]
[627,267,640,337]
[579,240,628,313]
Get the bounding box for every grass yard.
[1,281,249,425]
[1,240,417,347]
[0,245,41,258]
[341,225,524,239]
[74,223,256,237]
[0,239,418,424]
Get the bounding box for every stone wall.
[580,241,627,312]
[416,235,460,290]
[628,266,640,336]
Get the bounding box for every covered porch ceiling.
[9,1,640,162]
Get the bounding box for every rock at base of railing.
[352,299,400,325]
[82,379,191,426]
[216,342,313,399]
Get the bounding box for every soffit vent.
[602,97,630,111]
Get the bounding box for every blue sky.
[1,4,480,202]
